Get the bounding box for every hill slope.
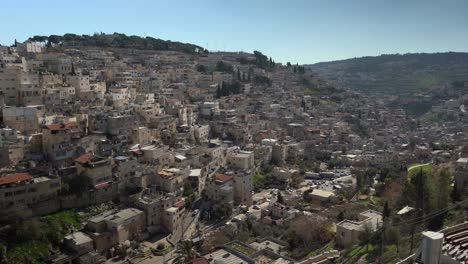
[308,52,468,95]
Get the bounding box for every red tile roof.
[215,174,233,183]
[174,200,186,208]
[94,181,111,189]
[0,172,33,186]
[46,121,78,131]
[75,154,94,164]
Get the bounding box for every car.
[253,205,260,210]
[192,209,199,216]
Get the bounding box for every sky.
[2,0,468,64]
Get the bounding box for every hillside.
[27,33,205,54]
[308,52,468,95]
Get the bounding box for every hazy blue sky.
[2,0,468,64]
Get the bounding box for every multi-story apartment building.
[2,105,45,134]
[85,208,145,254]
[42,121,79,163]
[74,154,112,187]
[0,172,61,212]
[0,62,20,105]
[226,149,255,171]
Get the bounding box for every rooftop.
[46,121,78,131]
[205,248,252,264]
[189,169,202,177]
[215,174,233,183]
[0,172,33,186]
[88,208,143,225]
[310,188,335,198]
[65,231,92,245]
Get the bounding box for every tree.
[253,51,271,69]
[173,240,198,264]
[215,61,233,73]
[359,223,375,251]
[386,227,401,253]
[287,216,334,258]
[290,172,304,189]
[451,181,461,202]
[436,168,451,209]
[277,192,285,204]
[337,211,345,221]
[253,172,266,190]
[298,66,306,74]
[428,167,452,230]
[215,84,221,98]
[381,201,391,258]
[183,182,194,197]
[411,167,436,215]
[253,76,272,86]
[383,201,391,221]
[196,64,206,73]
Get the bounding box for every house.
[154,168,188,193]
[336,210,383,247]
[205,173,234,205]
[249,237,288,255]
[231,171,253,206]
[0,172,61,218]
[304,189,336,204]
[42,121,80,164]
[107,114,136,144]
[63,232,94,256]
[113,156,142,191]
[0,63,20,105]
[2,105,44,134]
[0,128,24,167]
[200,101,219,117]
[226,149,255,170]
[194,124,210,143]
[65,74,90,98]
[188,168,205,194]
[75,154,112,187]
[85,208,146,254]
[162,200,186,234]
[17,72,43,105]
[135,190,177,229]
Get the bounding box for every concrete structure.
[421,231,444,264]
[0,172,61,211]
[64,232,94,256]
[454,158,467,193]
[75,154,112,187]
[42,121,80,163]
[85,208,145,254]
[336,210,383,247]
[226,150,255,170]
[2,105,44,133]
[194,124,210,143]
[205,174,234,205]
[232,171,253,206]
